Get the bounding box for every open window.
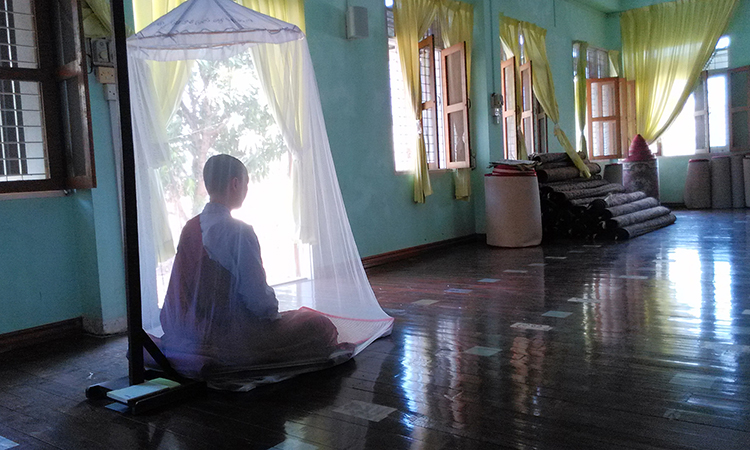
[0,0,95,193]
[586,77,635,160]
[441,41,469,169]
[501,57,548,159]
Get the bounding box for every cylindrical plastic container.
[684,159,711,209]
[484,172,542,247]
[603,163,623,185]
[711,155,732,209]
[730,154,745,208]
[623,159,659,200]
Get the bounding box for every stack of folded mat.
[528,152,676,241]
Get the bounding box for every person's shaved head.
[203,154,248,196]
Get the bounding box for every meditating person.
[158,154,347,384]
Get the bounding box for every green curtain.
[574,41,588,155]
[621,0,737,143]
[509,19,590,176]
[498,14,527,160]
[393,0,436,203]
[437,0,473,200]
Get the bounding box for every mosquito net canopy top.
[127,0,393,391]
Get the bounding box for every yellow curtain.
[621,0,737,143]
[498,14,527,160]
[517,20,589,177]
[574,41,588,154]
[82,0,112,37]
[393,0,437,203]
[437,0,473,201]
[607,50,621,77]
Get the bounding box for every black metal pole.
[110,0,145,386]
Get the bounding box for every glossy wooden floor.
[1,209,749,449]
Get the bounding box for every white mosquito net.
[127,0,393,390]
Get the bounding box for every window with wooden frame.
[0,0,94,194]
[500,43,548,159]
[386,4,470,171]
[586,77,635,160]
[441,41,469,169]
[500,57,517,159]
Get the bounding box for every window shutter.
[441,41,469,169]
[587,77,623,160]
[53,0,95,189]
[500,57,516,160]
[519,61,534,155]
[418,35,438,169]
[729,66,749,152]
[694,71,709,152]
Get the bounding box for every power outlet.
[104,84,118,101]
[96,66,116,84]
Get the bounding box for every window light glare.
[716,36,730,50]
[385,0,393,7]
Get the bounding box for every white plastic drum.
[484,173,542,247]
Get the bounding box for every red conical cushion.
[624,134,655,162]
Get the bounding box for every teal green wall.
[0,76,126,336]
[0,195,83,333]
[305,0,476,257]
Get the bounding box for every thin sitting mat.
[743,310,750,315]
[618,275,649,280]
[412,299,439,306]
[332,400,396,422]
[542,311,572,318]
[271,438,319,450]
[510,322,552,331]
[669,373,718,389]
[445,288,472,294]
[0,436,18,450]
[545,256,567,260]
[528,263,547,267]
[478,278,500,283]
[568,297,601,303]
[503,269,528,273]
[464,346,501,356]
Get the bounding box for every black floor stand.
[85,0,205,414]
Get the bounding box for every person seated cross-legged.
[158,154,350,388]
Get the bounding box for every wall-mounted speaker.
[346,6,368,40]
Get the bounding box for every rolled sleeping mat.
[684,159,711,209]
[540,178,610,192]
[711,155,732,209]
[603,205,672,230]
[553,183,626,202]
[603,163,623,185]
[588,191,648,213]
[529,151,588,164]
[745,156,750,208]
[570,195,612,207]
[599,197,661,220]
[536,162,602,183]
[731,154,745,208]
[613,213,677,240]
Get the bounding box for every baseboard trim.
[0,317,83,354]
[362,234,480,269]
